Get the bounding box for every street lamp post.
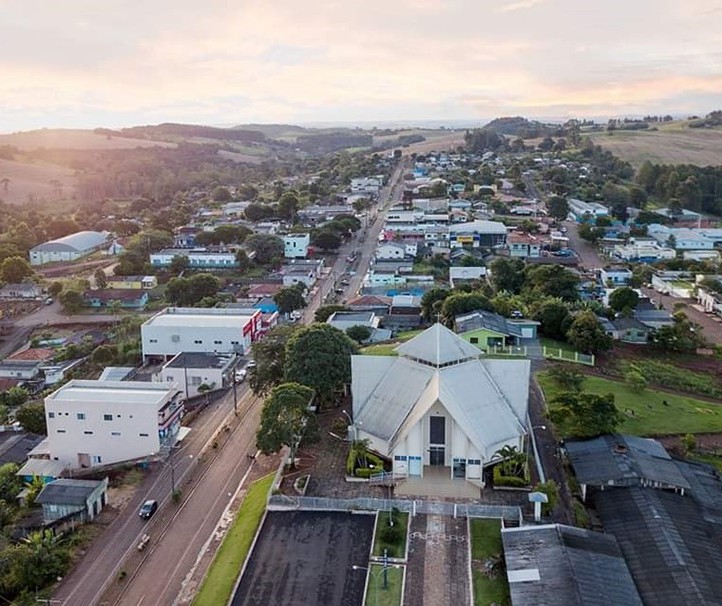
[352,562,400,606]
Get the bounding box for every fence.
[543,346,595,366]
[267,494,522,524]
[485,345,527,357]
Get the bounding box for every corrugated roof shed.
[502,523,643,606]
[566,434,690,490]
[595,487,722,606]
[36,478,105,505]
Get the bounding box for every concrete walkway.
[395,467,480,500]
[404,514,470,606]
[520,337,544,360]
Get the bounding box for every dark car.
[139,499,158,520]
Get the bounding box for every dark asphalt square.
[231,510,375,606]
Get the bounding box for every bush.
[493,466,529,487]
[380,520,403,544]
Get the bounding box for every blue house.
[253,297,278,314]
[83,289,149,310]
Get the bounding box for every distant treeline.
[28,144,275,202]
[296,133,373,154]
[637,160,722,216]
[688,110,722,129]
[94,122,267,143]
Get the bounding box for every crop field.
[0,128,175,151]
[587,125,722,168]
[0,157,77,205]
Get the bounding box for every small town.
[1,2,721,606]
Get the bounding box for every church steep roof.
[395,323,480,367]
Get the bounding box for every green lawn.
[537,372,722,436]
[620,359,722,399]
[365,564,404,606]
[192,474,274,606]
[360,329,423,356]
[539,337,577,355]
[373,511,409,559]
[470,519,510,606]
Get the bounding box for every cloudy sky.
[1,0,721,131]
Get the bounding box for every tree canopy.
[165,273,220,306]
[256,382,318,466]
[549,391,622,438]
[245,234,284,266]
[273,286,307,315]
[608,287,639,313]
[566,311,613,354]
[249,325,299,396]
[0,256,33,283]
[284,324,358,405]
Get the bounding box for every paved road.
[52,384,253,606]
[642,286,722,346]
[115,390,263,606]
[302,159,406,323]
[563,220,604,269]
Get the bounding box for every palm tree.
[494,445,527,479]
[23,475,46,507]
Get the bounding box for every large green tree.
[0,463,21,503]
[608,287,640,312]
[490,258,526,294]
[441,292,493,326]
[249,325,299,396]
[420,288,450,323]
[245,234,284,265]
[165,273,220,306]
[256,383,318,467]
[15,402,47,435]
[535,300,573,341]
[526,265,580,302]
[547,196,569,221]
[314,304,348,323]
[59,289,84,313]
[549,391,622,438]
[284,324,357,406]
[566,311,613,354]
[0,256,33,283]
[273,286,307,315]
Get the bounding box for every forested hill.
[94,123,267,143]
[483,116,559,138]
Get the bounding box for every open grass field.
[192,473,274,606]
[0,128,176,151]
[470,519,510,606]
[537,371,722,436]
[587,124,722,168]
[0,157,77,205]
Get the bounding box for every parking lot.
[231,510,375,606]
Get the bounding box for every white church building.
[351,323,530,484]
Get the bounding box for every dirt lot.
[231,510,374,606]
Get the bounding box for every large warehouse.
[29,231,110,266]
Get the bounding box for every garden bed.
[469,519,510,606]
[373,509,409,560]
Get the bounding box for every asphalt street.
[52,383,254,606]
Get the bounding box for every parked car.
[235,369,247,382]
[139,499,158,520]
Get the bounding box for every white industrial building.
[141,307,261,361]
[42,380,184,469]
[149,248,238,269]
[157,352,237,399]
[351,324,529,484]
[29,231,109,266]
[283,233,310,258]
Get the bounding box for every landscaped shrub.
[346,443,385,477]
[493,466,529,488]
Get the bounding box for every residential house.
[173,226,201,248]
[456,310,539,350]
[141,307,262,361]
[83,289,149,310]
[633,305,675,330]
[385,294,423,329]
[106,275,158,290]
[697,285,722,316]
[36,478,109,523]
[502,524,642,606]
[0,283,42,299]
[29,231,110,266]
[346,295,391,316]
[449,266,486,288]
[326,311,391,341]
[597,316,651,344]
[651,271,695,298]
[39,358,87,387]
[0,360,43,381]
[351,324,529,483]
[40,380,184,468]
[283,233,310,259]
[0,432,44,466]
[507,232,542,258]
[246,282,283,299]
[376,242,416,260]
[599,266,633,286]
[157,351,237,400]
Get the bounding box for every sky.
[1,0,721,131]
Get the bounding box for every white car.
[235,369,247,382]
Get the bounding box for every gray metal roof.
[36,478,105,505]
[595,487,722,606]
[456,310,523,338]
[502,524,643,606]
[352,348,529,460]
[165,351,235,370]
[31,231,108,253]
[566,434,690,490]
[395,323,480,366]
